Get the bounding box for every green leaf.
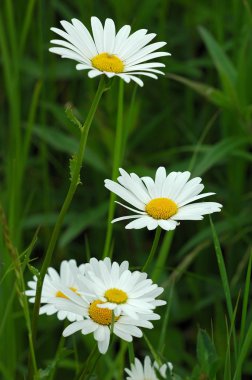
[59,202,108,248]
[198,27,237,84]
[167,73,231,109]
[198,27,239,108]
[65,104,82,130]
[32,125,107,173]
[192,137,248,176]
[196,329,220,378]
[27,264,40,278]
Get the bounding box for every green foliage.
[0,0,252,379]
[192,329,220,380]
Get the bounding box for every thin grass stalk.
[151,230,174,281]
[128,342,135,364]
[224,293,240,380]
[233,319,252,380]
[0,203,38,375]
[239,251,252,348]
[29,77,107,378]
[159,281,174,354]
[77,345,100,380]
[20,0,37,53]
[48,334,65,380]
[210,217,237,360]
[143,334,161,365]
[103,79,124,259]
[142,227,162,272]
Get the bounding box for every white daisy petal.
[88,69,103,78]
[178,192,215,207]
[125,356,172,379]
[155,166,167,195]
[103,18,116,53]
[172,202,222,220]
[122,32,157,61]
[98,327,110,354]
[125,216,152,229]
[63,321,85,336]
[158,219,178,231]
[126,72,159,79]
[91,16,104,53]
[104,179,145,210]
[76,63,92,70]
[125,75,144,87]
[71,18,98,56]
[118,29,148,58]
[125,44,170,66]
[113,24,131,53]
[115,201,147,215]
[111,215,143,223]
[117,73,131,83]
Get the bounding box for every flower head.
[49,283,160,354]
[49,17,170,86]
[125,356,173,379]
[105,167,222,231]
[74,257,166,319]
[25,260,85,321]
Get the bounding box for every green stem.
[29,77,106,378]
[151,230,174,282]
[77,345,100,380]
[128,342,135,364]
[142,227,162,273]
[103,79,124,259]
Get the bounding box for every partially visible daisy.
[104,167,223,231]
[76,257,166,319]
[48,285,160,354]
[25,260,85,321]
[49,16,170,86]
[125,356,173,379]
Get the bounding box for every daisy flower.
[125,356,173,380]
[49,16,170,86]
[104,167,223,231]
[48,284,160,354]
[76,257,166,319]
[25,259,85,321]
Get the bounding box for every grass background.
[0,0,252,379]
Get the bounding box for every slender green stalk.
[142,227,162,272]
[48,334,65,380]
[77,345,100,380]
[239,251,252,348]
[0,203,38,375]
[233,320,252,380]
[159,281,174,354]
[210,217,237,360]
[103,79,124,259]
[29,77,106,378]
[128,342,135,364]
[143,334,161,365]
[152,230,174,281]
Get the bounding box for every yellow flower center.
[55,287,78,299]
[91,53,124,73]
[89,300,118,325]
[145,198,178,220]
[104,288,128,304]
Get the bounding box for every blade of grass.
[210,216,237,360]
[239,251,252,349]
